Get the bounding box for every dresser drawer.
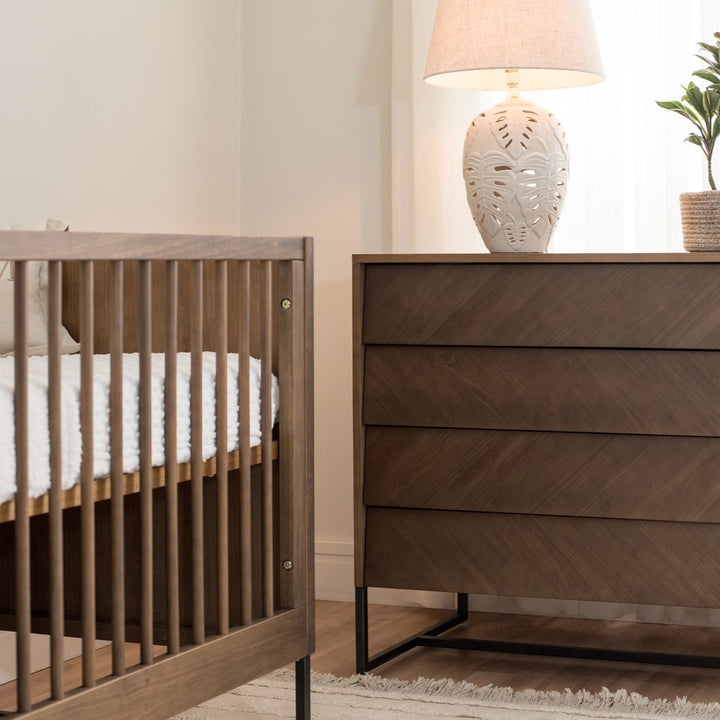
[364,427,720,522]
[363,346,720,436]
[364,508,720,608]
[363,262,720,349]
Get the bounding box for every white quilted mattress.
[0,352,278,504]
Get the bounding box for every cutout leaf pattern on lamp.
[463,98,569,251]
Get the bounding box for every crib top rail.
[0,231,308,261]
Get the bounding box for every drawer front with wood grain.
[364,427,720,522]
[364,508,720,608]
[363,262,720,349]
[363,346,720,436]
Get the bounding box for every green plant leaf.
[698,41,720,59]
[694,70,720,83]
[658,101,705,133]
[714,115,720,137]
[658,36,720,164]
[666,106,695,122]
[685,83,706,114]
[705,88,720,120]
[656,100,685,110]
[703,90,713,113]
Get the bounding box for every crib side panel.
[0,237,313,717]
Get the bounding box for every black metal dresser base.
[355,588,720,674]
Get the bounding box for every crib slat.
[110,261,125,675]
[14,261,31,712]
[238,261,252,626]
[139,260,153,664]
[48,261,65,697]
[165,261,180,655]
[216,261,229,636]
[191,260,205,644]
[80,261,96,687]
[261,261,274,618]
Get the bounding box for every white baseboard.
[314,539,355,602]
[314,539,453,607]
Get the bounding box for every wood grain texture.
[237,262,253,627]
[364,508,720,608]
[215,261,229,636]
[164,260,180,656]
[364,427,720,522]
[6,609,309,720]
[138,260,154,664]
[14,262,31,712]
[303,238,316,652]
[79,262,96,688]
[353,262,367,586]
[362,263,720,349]
[0,231,306,260]
[62,260,271,360]
[190,261,205,645]
[277,260,308,613]
[47,261,65,697]
[354,252,720,264]
[261,262,274,618]
[363,346,720,437]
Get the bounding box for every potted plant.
[658,32,720,251]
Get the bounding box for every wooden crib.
[0,232,314,719]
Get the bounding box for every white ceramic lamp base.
[463,96,569,252]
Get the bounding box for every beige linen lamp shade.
[424,0,604,252]
[424,0,604,91]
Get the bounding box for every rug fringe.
[258,669,720,719]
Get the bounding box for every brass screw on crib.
[281,298,292,310]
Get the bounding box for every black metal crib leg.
[295,655,311,720]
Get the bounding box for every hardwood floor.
[3,600,720,714]
[311,601,720,704]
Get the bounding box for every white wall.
[239,0,392,599]
[0,0,244,681]
[0,0,243,233]
[0,3,393,679]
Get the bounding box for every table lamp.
[424,0,604,252]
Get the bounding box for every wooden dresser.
[353,253,720,667]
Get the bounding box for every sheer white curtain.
[392,0,720,254]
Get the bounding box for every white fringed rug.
[172,669,720,720]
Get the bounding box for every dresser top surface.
[353,252,720,264]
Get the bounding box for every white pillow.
[0,219,81,357]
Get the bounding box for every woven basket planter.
[680,191,720,251]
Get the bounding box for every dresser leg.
[355,587,470,673]
[355,586,370,674]
[457,592,468,621]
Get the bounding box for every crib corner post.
[276,258,309,614]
